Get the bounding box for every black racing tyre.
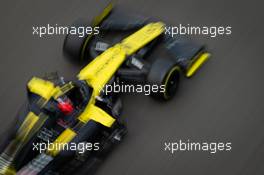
[147,58,181,100]
[63,18,93,62]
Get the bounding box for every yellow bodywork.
[16,112,39,141]
[79,22,164,95]
[0,112,39,175]
[47,128,77,156]
[78,22,164,124]
[24,22,165,157]
[27,77,57,100]
[186,52,210,78]
[79,104,116,126]
[0,165,16,175]
[79,46,126,95]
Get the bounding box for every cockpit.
[27,78,92,128]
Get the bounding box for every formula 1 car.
[0,2,210,175]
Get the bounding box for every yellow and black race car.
[0,2,210,175]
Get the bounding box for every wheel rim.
[163,66,180,99]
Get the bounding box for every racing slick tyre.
[147,58,181,101]
[63,18,94,62]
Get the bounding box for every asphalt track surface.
[0,0,264,175]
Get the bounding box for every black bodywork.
[0,2,209,175]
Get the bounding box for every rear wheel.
[147,58,181,100]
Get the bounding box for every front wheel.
[63,18,93,63]
[147,58,181,101]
